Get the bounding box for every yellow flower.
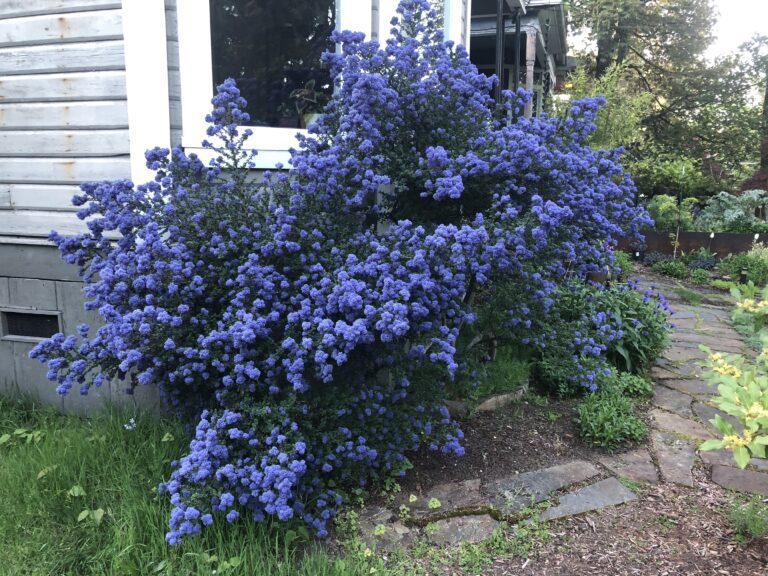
[745,403,768,420]
[723,434,749,448]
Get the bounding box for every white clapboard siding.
[0,71,126,102]
[0,129,130,156]
[165,6,177,41]
[0,9,122,47]
[0,183,81,210]
[0,101,128,129]
[0,157,130,184]
[0,1,121,19]
[0,209,87,236]
[168,70,181,100]
[0,40,125,75]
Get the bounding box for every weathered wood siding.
[0,0,129,236]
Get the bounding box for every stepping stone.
[599,448,659,484]
[485,460,599,515]
[692,402,742,434]
[652,387,693,418]
[476,387,528,412]
[651,366,685,380]
[699,449,768,472]
[652,431,696,487]
[538,478,637,522]
[664,346,708,363]
[711,465,768,497]
[426,515,500,546]
[358,506,414,551]
[651,409,714,441]
[399,478,486,520]
[661,379,715,397]
[654,360,703,380]
[674,331,745,350]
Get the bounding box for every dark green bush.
[719,253,768,286]
[613,372,653,398]
[689,268,711,285]
[651,259,688,279]
[611,250,634,281]
[576,391,648,450]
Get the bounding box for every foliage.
[643,251,671,266]
[698,345,768,468]
[556,64,651,150]
[612,372,653,398]
[576,389,648,450]
[674,286,704,306]
[646,194,697,232]
[651,259,688,279]
[0,399,380,576]
[712,280,759,299]
[728,496,768,543]
[689,269,711,285]
[445,343,531,403]
[694,190,768,233]
[681,247,717,271]
[719,252,768,286]
[29,1,648,542]
[631,153,718,200]
[536,282,669,395]
[611,250,634,280]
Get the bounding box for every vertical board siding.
[165,0,182,142]
[0,0,130,238]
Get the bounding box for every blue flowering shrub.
[30,0,649,543]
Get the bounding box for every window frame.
[177,0,374,169]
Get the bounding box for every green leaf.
[92,508,105,525]
[228,557,241,568]
[733,446,751,469]
[77,510,90,522]
[161,432,174,442]
[712,415,736,435]
[698,439,725,451]
[0,433,11,445]
[753,435,768,445]
[37,465,58,480]
[68,485,86,497]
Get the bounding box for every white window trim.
[122,0,171,183]
[176,0,469,169]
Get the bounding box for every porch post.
[524,30,536,117]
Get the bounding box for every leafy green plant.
[646,194,697,232]
[719,252,768,286]
[695,190,768,234]
[689,268,711,285]
[698,345,768,468]
[651,259,688,279]
[576,391,648,450]
[674,285,704,305]
[611,250,634,280]
[728,496,768,543]
[613,372,654,398]
[711,279,759,298]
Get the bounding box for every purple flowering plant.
[30,0,650,543]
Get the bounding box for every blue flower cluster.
[30,0,649,542]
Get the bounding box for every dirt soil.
[391,395,768,576]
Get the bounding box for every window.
[176,0,469,168]
[209,1,336,130]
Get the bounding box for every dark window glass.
[3,312,60,339]
[210,0,336,129]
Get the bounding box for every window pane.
[210,0,336,129]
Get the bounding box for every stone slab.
[538,478,637,522]
[673,331,746,350]
[358,506,413,551]
[711,465,768,497]
[599,448,659,484]
[427,514,500,547]
[401,478,486,520]
[651,366,686,380]
[654,360,704,380]
[652,386,693,418]
[664,346,708,363]
[661,379,716,397]
[699,449,768,472]
[652,431,696,487]
[651,409,714,441]
[485,460,599,515]
[692,402,742,434]
[476,386,527,412]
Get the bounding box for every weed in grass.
[674,285,704,305]
[0,398,379,576]
[728,496,768,543]
[655,514,678,531]
[617,477,645,493]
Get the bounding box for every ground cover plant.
[29,0,648,544]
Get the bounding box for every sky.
[707,0,768,59]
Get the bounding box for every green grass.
[673,285,704,305]
[0,398,379,576]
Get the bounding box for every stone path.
[360,274,768,551]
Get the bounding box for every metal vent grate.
[1,311,60,339]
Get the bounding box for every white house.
[0,0,568,412]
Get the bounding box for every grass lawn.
[0,398,378,576]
